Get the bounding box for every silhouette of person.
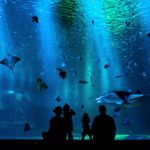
[42,106,66,144]
[91,105,116,144]
[63,103,76,140]
[81,113,92,140]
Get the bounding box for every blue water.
[0,0,150,140]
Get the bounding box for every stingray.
[96,90,144,105]
[0,55,21,71]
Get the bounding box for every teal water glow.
[0,0,150,139]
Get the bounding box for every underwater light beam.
[35,0,57,71]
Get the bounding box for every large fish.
[96,91,144,105]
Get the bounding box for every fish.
[79,80,88,84]
[115,72,128,78]
[37,77,43,83]
[56,68,62,71]
[114,107,121,112]
[81,105,84,109]
[92,19,94,26]
[36,78,48,91]
[32,16,38,23]
[56,68,67,79]
[96,90,144,105]
[125,21,131,27]
[55,96,61,102]
[0,54,21,71]
[147,32,150,38]
[59,70,67,79]
[37,82,48,91]
[115,75,124,78]
[104,64,110,69]
[24,123,31,132]
[113,107,121,118]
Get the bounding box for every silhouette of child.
[81,113,92,140]
[63,103,75,140]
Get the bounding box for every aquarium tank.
[0,0,150,140]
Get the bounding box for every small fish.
[113,107,121,117]
[59,70,67,79]
[115,72,128,78]
[56,68,67,79]
[37,82,48,91]
[24,123,31,132]
[56,67,62,71]
[147,32,150,38]
[32,16,38,23]
[92,19,94,26]
[81,105,84,108]
[36,78,48,91]
[37,77,43,83]
[125,21,131,27]
[114,107,121,112]
[104,64,110,69]
[79,80,88,84]
[131,12,135,16]
[115,75,123,78]
[55,96,61,102]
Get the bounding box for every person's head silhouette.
[53,106,62,116]
[99,105,106,115]
[63,103,70,112]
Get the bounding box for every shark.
[96,90,144,105]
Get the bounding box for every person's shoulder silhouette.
[91,105,116,143]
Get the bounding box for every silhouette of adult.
[63,103,75,140]
[42,106,66,144]
[91,105,116,144]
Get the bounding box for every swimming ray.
[0,55,21,71]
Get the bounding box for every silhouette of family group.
[42,104,116,144]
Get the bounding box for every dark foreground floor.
[0,140,150,149]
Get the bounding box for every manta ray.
[0,55,21,71]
